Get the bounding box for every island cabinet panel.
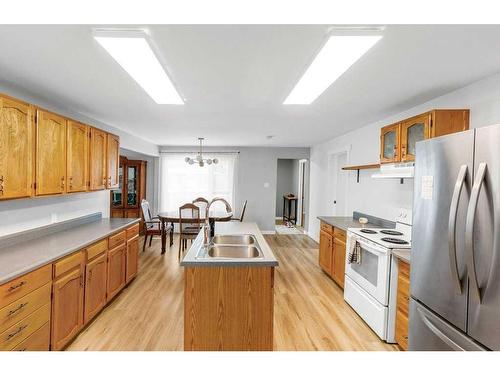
[125,235,139,284]
[319,230,333,275]
[35,110,67,196]
[184,266,274,351]
[84,253,108,324]
[107,244,126,301]
[0,94,33,200]
[107,134,120,189]
[89,127,107,191]
[67,120,89,193]
[51,263,84,350]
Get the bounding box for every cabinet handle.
[393,145,398,158]
[80,274,84,287]
[7,302,29,317]
[0,175,3,195]
[401,145,406,156]
[89,269,93,282]
[7,281,26,292]
[6,324,28,341]
[61,176,65,190]
[69,177,73,190]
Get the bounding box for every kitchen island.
[181,221,278,351]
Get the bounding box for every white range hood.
[372,163,414,179]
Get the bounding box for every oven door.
[345,233,391,305]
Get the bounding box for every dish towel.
[348,240,362,264]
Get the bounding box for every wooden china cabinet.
[110,156,147,233]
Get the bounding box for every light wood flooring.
[67,234,398,351]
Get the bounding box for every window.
[159,153,237,213]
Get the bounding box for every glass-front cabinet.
[401,114,431,162]
[380,123,401,163]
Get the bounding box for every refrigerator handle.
[465,162,487,304]
[448,164,468,295]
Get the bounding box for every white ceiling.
[1,25,500,147]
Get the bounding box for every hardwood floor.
[67,234,398,351]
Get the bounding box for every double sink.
[203,234,263,259]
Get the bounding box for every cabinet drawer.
[0,265,52,309]
[126,224,139,240]
[0,303,50,351]
[86,239,108,261]
[53,251,83,279]
[0,283,51,333]
[395,308,409,350]
[109,230,126,249]
[333,227,346,242]
[12,322,50,351]
[320,222,333,234]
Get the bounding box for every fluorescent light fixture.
[284,34,382,105]
[94,31,184,104]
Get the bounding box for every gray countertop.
[180,221,279,267]
[317,216,380,231]
[0,217,140,284]
[392,249,411,263]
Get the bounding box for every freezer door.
[467,124,500,350]
[411,130,474,331]
[409,299,486,351]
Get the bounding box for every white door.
[328,151,348,216]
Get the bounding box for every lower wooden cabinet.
[84,253,108,324]
[51,266,84,350]
[318,222,346,289]
[107,244,126,301]
[395,260,410,350]
[126,235,139,283]
[12,322,50,351]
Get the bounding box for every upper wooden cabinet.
[0,94,33,200]
[35,110,67,196]
[89,127,107,191]
[107,134,120,189]
[380,109,469,164]
[67,121,89,193]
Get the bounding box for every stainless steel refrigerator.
[410,124,500,351]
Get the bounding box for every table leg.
[161,219,166,254]
[169,221,174,247]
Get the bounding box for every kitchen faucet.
[204,197,232,247]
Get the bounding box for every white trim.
[261,230,276,235]
[296,159,307,227]
[327,148,351,217]
[275,216,282,220]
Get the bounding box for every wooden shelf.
[342,163,380,183]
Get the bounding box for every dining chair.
[178,203,202,260]
[192,197,209,214]
[140,199,172,252]
[231,200,247,222]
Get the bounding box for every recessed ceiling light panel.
[284,33,382,105]
[94,30,184,105]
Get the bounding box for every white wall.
[308,71,500,242]
[0,83,159,236]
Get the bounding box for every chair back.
[192,197,209,214]
[141,199,154,229]
[238,200,247,222]
[179,203,201,233]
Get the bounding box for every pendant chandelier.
[185,138,218,167]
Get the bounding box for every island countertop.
[180,221,279,267]
[0,217,140,285]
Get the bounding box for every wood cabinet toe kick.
[0,222,140,351]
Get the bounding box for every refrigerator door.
[467,124,500,350]
[409,299,486,351]
[411,130,474,331]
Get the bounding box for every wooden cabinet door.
[319,230,332,275]
[67,121,88,193]
[126,235,139,283]
[89,127,107,190]
[332,237,346,288]
[107,244,126,301]
[107,134,119,189]
[35,110,67,196]
[380,123,401,164]
[0,95,33,200]
[84,253,107,324]
[400,114,431,162]
[51,267,84,350]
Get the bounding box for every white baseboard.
[261,230,276,235]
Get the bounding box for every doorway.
[328,151,348,216]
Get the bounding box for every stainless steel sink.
[207,245,262,259]
[212,234,256,245]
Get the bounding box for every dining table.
[157,210,233,253]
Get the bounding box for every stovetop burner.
[360,229,377,234]
[380,229,403,236]
[381,237,409,245]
